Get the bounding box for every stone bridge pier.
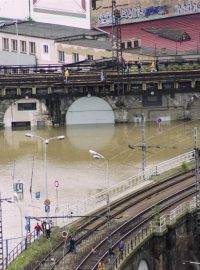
[1,91,200,127]
[121,214,200,270]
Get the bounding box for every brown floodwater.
[0,120,199,253]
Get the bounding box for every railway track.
[75,185,195,270]
[34,170,195,270]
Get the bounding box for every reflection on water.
[66,124,115,150]
[0,120,200,252]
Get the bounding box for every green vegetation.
[8,234,54,269]
[7,225,75,270]
[27,17,33,22]
[181,161,188,171]
[152,204,161,224]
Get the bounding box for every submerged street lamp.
[25,133,65,216]
[89,150,112,248]
[7,195,23,240]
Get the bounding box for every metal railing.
[62,150,195,224]
[113,196,196,270]
[3,150,195,269]
[3,230,42,269]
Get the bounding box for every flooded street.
[1,120,200,253]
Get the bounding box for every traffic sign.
[54,180,59,188]
[44,199,50,206]
[35,192,40,199]
[45,205,50,213]
[62,231,68,238]
[156,117,162,124]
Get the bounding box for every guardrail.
[0,57,200,75]
[3,230,40,269]
[63,150,195,224]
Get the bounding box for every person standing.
[34,222,42,238]
[155,59,159,72]
[118,240,125,258]
[98,261,105,270]
[125,62,130,73]
[45,221,51,239]
[136,60,142,73]
[64,69,69,83]
[69,237,76,254]
[151,60,157,72]
[100,70,105,81]
[42,220,51,239]
[108,247,115,262]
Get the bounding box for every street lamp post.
[0,193,23,269]
[14,20,20,68]
[25,133,65,216]
[89,150,112,248]
[0,193,12,269]
[7,198,23,241]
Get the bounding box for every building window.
[20,40,27,53]
[121,42,125,50]
[2,38,9,51]
[127,41,132,48]
[72,53,79,63]
[58,51,65,62]
[29,42,36,54]
[134,40,139,48]
[11,39,18,52]
[18,103,36,111]
[43,45,48,53]
[87,54,93,60]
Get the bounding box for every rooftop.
[103,13,200,55]
[0,20,107,40]
[61,38,112,50]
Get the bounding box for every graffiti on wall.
[98,5,169,25]
[96,0,200,26]
[174,1,200,15]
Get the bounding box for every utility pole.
[129,114,146,180]
[0,194,12,270]
[28,0,31,19]
[194,127,200,234]
[111,0,122,65]
[111,0,124,104]
[141,114,146,180]
[0,193,3,270]
[128,114,176,180]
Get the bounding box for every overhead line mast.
[111,0,124,104]
[111,0,122,65]
[194,127,200,234]
[129,115,176,180]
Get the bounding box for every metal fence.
[3,230,40,270]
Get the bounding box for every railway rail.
[33,169,195,270]
[75,184,195,270]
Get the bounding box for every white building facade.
[0,18,151,66]
[0,0,91,29]
[0,28,113,66]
